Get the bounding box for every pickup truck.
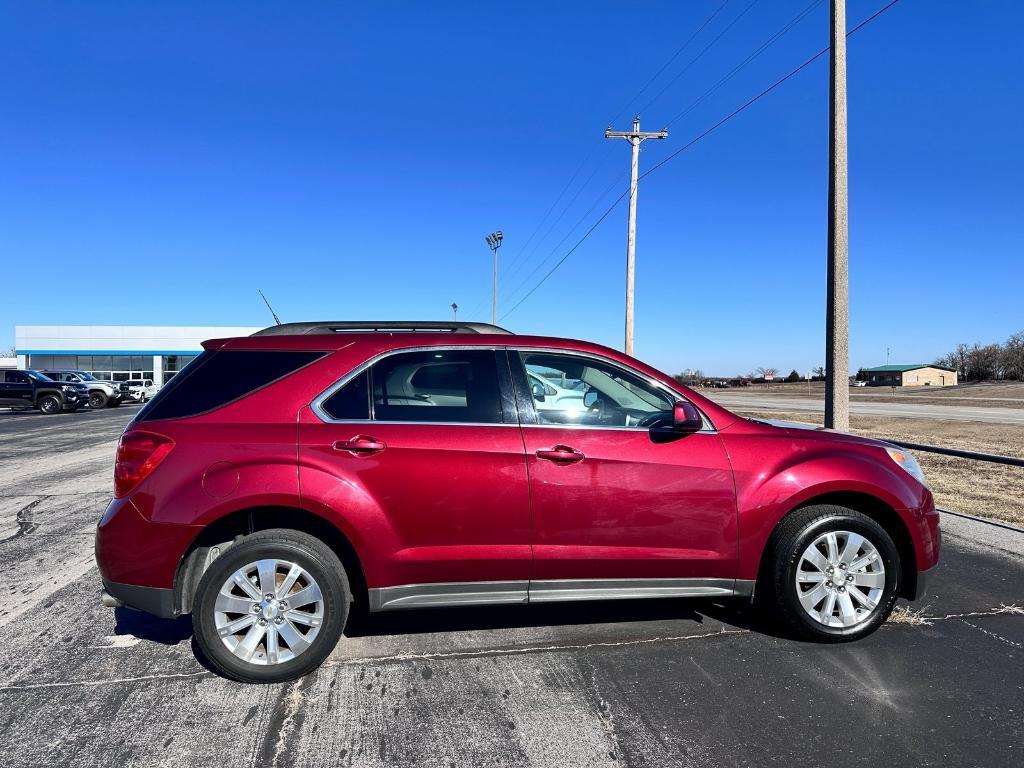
[0,370,89,414]
[41,370,128,409]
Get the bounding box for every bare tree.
[2,345,15,358]
[756,367,778,379]
[1002,332,1024,381]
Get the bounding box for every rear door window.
[137,350,325,421]
[372,350,502,424]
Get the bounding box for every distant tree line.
[935,330,1024,381]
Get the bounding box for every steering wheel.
[586,393,608,423]
[636,411,670,428]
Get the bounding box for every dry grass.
[705,381,1024,408]
[732,409,1024,526]
[887,605,934,625]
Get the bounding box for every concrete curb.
[938,508,1024,535]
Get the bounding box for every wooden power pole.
[825,0,850,430]
[605,116,668,356]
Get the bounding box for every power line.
[501,168,627,309]
[496,1,741,309]
[665,0,824,128]
[501,0,902,321]
[501,148,595,280]
[499,146,614,297]
[633,0,761,118]
[607,0,732,127]
[640,0,900,182]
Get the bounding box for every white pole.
[625,122,640,357]
[605,116,667,357]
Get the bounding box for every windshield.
[74,371,99,381]
[26,371,54,382]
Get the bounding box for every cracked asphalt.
[2,406,1023,767]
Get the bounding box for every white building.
[14,325,261,386]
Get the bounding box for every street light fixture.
[451,302,458,321]
[485,231,503,325]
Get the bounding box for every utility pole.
[485,231,503,325]
[824,0,849,431]
[605,116,667,356]
[451,302,459,321]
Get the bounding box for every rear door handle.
[333,436,386,455]
[536,445,585,464]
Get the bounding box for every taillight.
[114,430,175,498]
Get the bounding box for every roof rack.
[250,321,513,337]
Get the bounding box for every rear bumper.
[101,580,178,618]
[95,496,201,616]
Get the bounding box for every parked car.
[526,370,587,416]
[0,369,89,414]
[41,370,128,409]
[95,321,940,683]
[124,379,158,403]
[852,380,868,387]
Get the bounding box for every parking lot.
[2,405,1023,768]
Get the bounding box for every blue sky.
[1,1,1021,375]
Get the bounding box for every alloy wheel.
[795,530,886,628]
[214,559,325,665]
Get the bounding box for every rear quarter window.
[137,350,325,421]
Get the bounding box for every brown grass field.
[707,380,1024,409]
[731,409,1024,527]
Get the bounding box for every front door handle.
[334,436,386,455]
[536,445,585,464]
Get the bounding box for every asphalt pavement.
[704,393,1024,425]
[2,405,1023,767]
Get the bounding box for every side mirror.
[530,381,547,401]
[672,401,703,433]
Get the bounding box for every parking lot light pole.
[451,302,458,321]
[825,0,850,431]
[605,116,668,356]
[485,231,503,325]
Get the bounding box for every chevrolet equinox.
[95,321,940,683]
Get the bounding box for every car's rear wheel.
[192,529,350,683]
[38,394,62,415]
[763,505,900,641]
[89,391,107,409]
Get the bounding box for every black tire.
[89,391,108,409]
[38,394,62,415]
[760,504,900,642]
[192,528,350,683]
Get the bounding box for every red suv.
[95,321,940,682]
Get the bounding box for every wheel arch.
[756,491,918,600]
[173,505,368,614]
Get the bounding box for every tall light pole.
[451,302,459,321]
[485,231,503,325]
[825,0,849,431]
[605,116,668,356]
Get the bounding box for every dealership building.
[12,325,261,386]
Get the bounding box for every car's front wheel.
[763,505,900,641]
[192,529,350,683]
[89,391,108,409]
[38,394,62,415]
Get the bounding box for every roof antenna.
[258,289,283,325]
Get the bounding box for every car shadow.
[113,607,193,645]
[114,595,793,661]
[343,596,782,639]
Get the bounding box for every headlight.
[885,447,928,487]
